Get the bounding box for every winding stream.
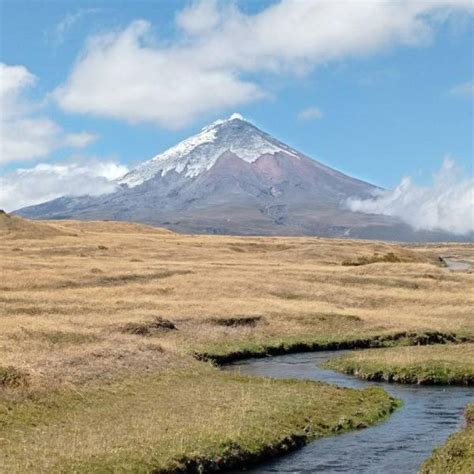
[225,351,473,473]
[442,257,471,271]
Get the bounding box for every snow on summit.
[119,113,299,187]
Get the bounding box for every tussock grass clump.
[93,269,189,287]
[342,252,406,266]
[0,366,29,388]
[325,343,474,385]
[33,330,100,346]
[292,312,362,324]
[48,269,190,290]
[421,403,474,473]
[270,290,306,300]
[228,242,293,253]
[206,315,264,327]
[121,317,178,336]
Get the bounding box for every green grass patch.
[0,366,399,473]
[324,344,474,385]
[193,331,463,364]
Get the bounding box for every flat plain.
[1,213,473,472]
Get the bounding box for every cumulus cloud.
[0,63,97,164]
[449,80,474,99]
[175,0,221,36]
[0,160,128,212]
[347,158,474,235]
[0,63,35,99]
[54,20,262,129]
[54,0,474,128]
[298,106,323,121]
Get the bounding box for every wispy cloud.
[449,80,474,99]
[53,0,474,128]
[0,159,128,212]
[347,157,474,235]
[50,8,101,46]
[0,63,96,164]
[298,106,323,121]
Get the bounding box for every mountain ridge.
[16,115,470,242]
[119,113,345,187]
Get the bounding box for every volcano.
[17,114,456,241]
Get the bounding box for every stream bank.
[195,330,467,364]
[225,351,473,473]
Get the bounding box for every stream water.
[225,351,473,473]
[444,259,471,271]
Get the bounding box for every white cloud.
[449,80,474,99]
[0,159,128,212]
[347,158,474,235]
[0,63,35,99]
[50,8,101,46]
[175,0,221,36]
[0,63,97,163]
[54,20,262,129]
[54,0,473,128]
[298,106,323,121]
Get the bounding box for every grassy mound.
[121,316,178,335]
[324,344,474,385]
[0,210,72,240]
[421,404,474,473]
[0,367,399,473]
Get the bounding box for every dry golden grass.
[0,217,472,390]
[0,216,473,471]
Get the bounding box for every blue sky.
[0,0,473,224]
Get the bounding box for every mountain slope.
[16,115,465,241]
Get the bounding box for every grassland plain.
[324,344,474,385]
[1,213,473,471]
[421,404,474,473]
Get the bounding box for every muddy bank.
[194,331,467,364]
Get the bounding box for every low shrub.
[206,315,263,327]
[0,366,29,388]
[121,317,178,336]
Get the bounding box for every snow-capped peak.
[199,112,245,133]
[119,113,299,187]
